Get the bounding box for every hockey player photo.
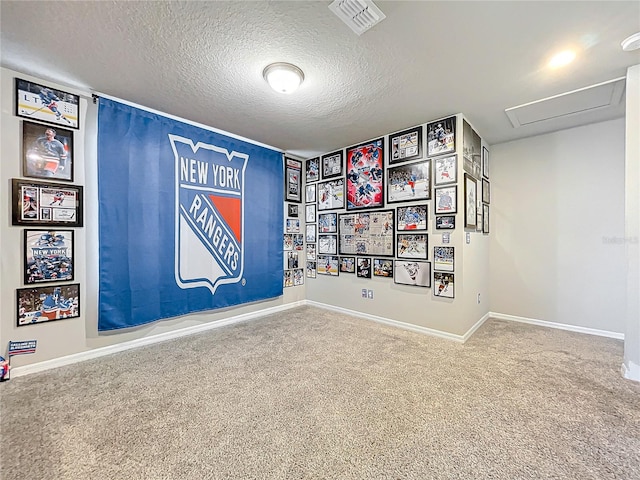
[387,160,431,204]
[393,260,431,287]
[346,138,384,211]
[317,179,345,211]
[356,257,371,278]
[396,205,428,232]
[16,78,80,129]
[434,154,457,186]
[388,126,422,165]
[22,121,73,181]
[306,157,319,183]
[434,246,454,272]
[426,116,455,157]
[434,272,455,298]
[397,234,428,260]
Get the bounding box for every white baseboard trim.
[490,312,625,340]
[10,300,306,379]
[306,300,489,343]
[622,360,640,382]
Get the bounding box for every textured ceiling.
[1,1,639,157]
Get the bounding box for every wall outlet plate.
[367,289,374,299]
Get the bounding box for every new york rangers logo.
[169,134,248,294]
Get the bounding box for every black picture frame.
[483,204,490,234]
[12,178,84,227]
[387,159,431,204]
[306,157,320,183]
[305,224,317,243]
[482,178,490,204]
[17,283,80,326]
[389,125,422,164]
[305,183,317,203]
[15,78,80,129]
[305,203,316,223]
[435,215,456,230]
[321,150,343,180]
[318,234,338,255]
[463,120,482,180]
[464,174,477,229]
[396,205,428,232]
[434,185,457,215]
[317,178,345,211]
[394,260,431,287]
[433,154,457,186]
[345,137,384,211]
[433,246,454,272]
[22,120,74,182]
[338,210,395,257]
[285,157,302,203]
[306,261,317,278]
[373,258,394,277]
[426,116,456,157]
[397,233,428,260]
[287,204,298,217]
[24,229,74,285]
[318,255,339,276]
[356,257,372,278]
[318,212,338,233]
[434,272,455,298]
[482,147,490,179]
[339,256,356,273]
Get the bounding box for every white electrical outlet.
[367,289,374,299]
[362,289,367,298]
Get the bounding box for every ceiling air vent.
[505,77,626,128]
[329,0,386,36]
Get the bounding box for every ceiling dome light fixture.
[263,62,305,94]
[548,50,576,69]
[621,32,640,51]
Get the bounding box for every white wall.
[490,118,626,334]
[1,67,305,369]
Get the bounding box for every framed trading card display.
[339,256,356,274]
[373,258,393,277]
[435,215,455,230]
[389,125,422,164]
[306,157,319,183]
[321,150,343,179]
[387,159,430,204]
[317,255,339,276]
[345,138,384,211]
[17,283,80,326]
[22,120,74,182]
[356,257,372,278]
[394,260,431,287]
[434,185,456,215]
[306,183,317,203]
[305,204,316,223]
[433,154,457,186]
[12,178,83,227]
[433,246,454,272]
[339,210,394,257]
[285,157,302,203]
[426,116,455,157]
[434,272,454,298]
[464,174,477,228]
[24,229,74,284]
[483,204,490,234]
[318,212,337,233]
[462,120,482,180]
[285,218,300,233]
[318,234,337,255]
[396,205,427,232]
[317,178,345,211]
[397,233,428,260]
[16,78,80,129]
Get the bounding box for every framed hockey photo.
[482,178,490,204]
[464,174,477,228]
[15,78,80,130]
[24,229,74,285]
[434,272,454,298]
[284,270,294,288]
[318,255,339,276]
[433,154,457,186]
[318,234,337,255]
[306,157,320,183]
[306,224,317,243]
[426,116,455,157]
[356,257,372,278]
[288,204,299,217]
[318,212,338,233]
[17,283,80,327]
[285,157,302,203]
[394,260,431,287]
[287,251,299,269]
[483,204,490,234]
[396,205,427,232]
[373,258,394,277]
[305,203,316,223]
[293,234,304,251]
[306,243,316,261]
[397,233,428,260]
[22,121,74,182]
[387,159,430,204]
[482,147,490,179]
[345,137,384,211]
[434,185,457,215]
[339,256,356,274]
[433,246,454,272]
[306,261,317,278]
[435,215,456,230]
[305,183,317,203]
[284,234,293,251]
[389,125,422,164]
[463,120,482,180]
[321,150,343,180]
[317,178,345,211]
[12,178,83,227]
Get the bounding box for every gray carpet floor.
[1,306,639,479]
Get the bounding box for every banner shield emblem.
[170,134,247,294]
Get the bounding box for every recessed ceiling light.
[548,50,576,69]
[262,62,305,94]
[621,32,640,51]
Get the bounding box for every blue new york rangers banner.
[98,98,283,330]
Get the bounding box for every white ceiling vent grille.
[329,0,386,36]
[505,77,626,128]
